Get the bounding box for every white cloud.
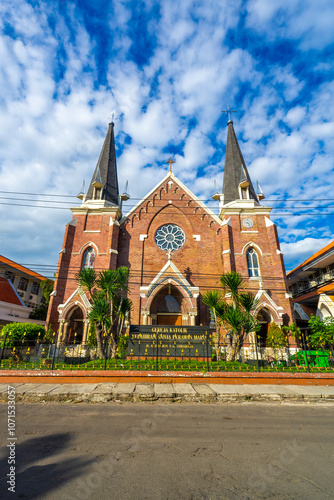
[246,0,334,50]
[0,0,333,274]
[284,106,306,127]
[281,238,333,271]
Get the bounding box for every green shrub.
[87,323,97,348]
[0,323,45,348]
[117,334,129,359]
[42,326,57,345]
[266,322,287,349]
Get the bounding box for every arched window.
[246,248,260,277]
[82,247,95,269]
[157,294,181,313]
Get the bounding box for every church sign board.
[128,325,212,359]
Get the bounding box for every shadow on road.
[0,432,94,499]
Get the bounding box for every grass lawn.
[1,357,333,373]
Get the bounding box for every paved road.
[1,402,333,500]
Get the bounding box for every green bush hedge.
[0,323,45,348]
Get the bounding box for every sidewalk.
[1,382,334,403]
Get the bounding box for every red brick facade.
[46,119,294,346]
[47,172,293,341]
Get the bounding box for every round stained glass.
[155,224,185,251]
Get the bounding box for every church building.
[46,118,293,344]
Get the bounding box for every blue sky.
[0,0,334,277]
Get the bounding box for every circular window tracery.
[155,224,185,251]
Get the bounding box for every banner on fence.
[128,325,212,358]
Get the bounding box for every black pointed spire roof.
[85,122,119,205]
[222,120,258,205]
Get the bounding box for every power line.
[0,189,333,203]
[0,190,76,198]
[16,263,292,283]
[1,201,334,217]
[0,202,77,210]
[0,196,77,205]
[1,196,332,209]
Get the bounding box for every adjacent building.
[0,255,48,326]
[0,255,46,311]
[46,118,294,346]
[287,241,334,323]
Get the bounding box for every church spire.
[222,120,258,205]
[85,122,119,205]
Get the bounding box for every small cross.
[221,105,237,122]
[166,156,175,173]
[110,110,116,123]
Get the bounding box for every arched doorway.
[257,309,271,347]
[157,293,182,325]
[150,285,184,325]
[67,307,84,343]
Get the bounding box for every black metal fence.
[0,329,333,372]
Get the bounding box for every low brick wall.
[1,370,334,385]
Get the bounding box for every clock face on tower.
[155,224,185,251]
[242,218,254,229]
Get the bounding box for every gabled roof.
[0,277,25,306]
[85,122,119,205]
[287,240,334,277]
[121,171,223,226]
[222,121,258,204]
[140,258,200,298]
[0,255,46,281]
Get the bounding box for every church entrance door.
[257,309,271,347]
[157,314,182,325]
[66,306,84,344]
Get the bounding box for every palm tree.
[77,268,96,299]
[220,272,244,305]
[88,297,111,358]
[203,272,259,361]
[76,266,132,358]
[96,267,131,357]
[202,290,226,360]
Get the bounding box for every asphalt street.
[0,402,333,500]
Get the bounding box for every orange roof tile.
[320,283,334,294]
[287,240,334,276]
[0,255,46,281]
[0,277,23,306]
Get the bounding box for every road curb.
[1,382,334,404]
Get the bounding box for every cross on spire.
[110,110,116,123]
[166,156,175,173]
[221,105,237,122]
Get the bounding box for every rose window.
[155,224,185,251]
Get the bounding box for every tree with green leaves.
[76,267,132,358]
[266,322,288,361]
[307,315,334,349]
[203,271,260,361]
[29,278,54,321]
